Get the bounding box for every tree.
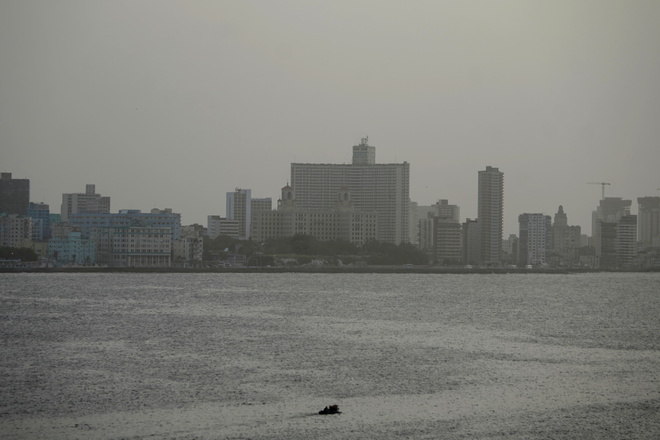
[0,247,38,262]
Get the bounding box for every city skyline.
[2,1,659,235]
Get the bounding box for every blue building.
[27,202,51,241]
[47,231,96,265]
[66,209,181,267]
[68,209,181,240]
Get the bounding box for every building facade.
[27,202,51,241]
[207,215,240,239]
[462,218,480,266]
[592,197,631,259]
[0,172,30,215]
[550,205,581,267]
[518,213,551,267]
[290,141,409,244]
[47,231,96,265]
[0,213,32,248]
[478,166,503,265]
[433,220,462,265]
[637,197,660,249]
[251,185,378,246]
[95,226,172,267]
[226,188,252,240]
[61,184,110,222]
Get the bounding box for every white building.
[290,139,409,244]
[207,215,240,239]
[96,226,172,267]
[478,166,503,265]
[60,184,110,222]
[251,185,378,246]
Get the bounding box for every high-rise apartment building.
[433,219,462,265]
[414,200,460,251]
[226,188,252,240]
[616,215,638,268]
[290,140,410,244]
[518,213,551,266]
[61,184,110,222]
[0,172,30,215]
[478,166,503,265]
[637,197,660,249]
[592,197,631,258]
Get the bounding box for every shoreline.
[1,266,657,274]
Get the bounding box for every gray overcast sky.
[2,0,659,235]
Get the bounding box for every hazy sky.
[2,0,659,235]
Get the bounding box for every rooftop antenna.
[587,182,611,200]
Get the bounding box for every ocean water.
[1,272,659,439]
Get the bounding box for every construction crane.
[587,182,611,200]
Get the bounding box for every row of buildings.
[0,173,202,267]
[2,138,660,268]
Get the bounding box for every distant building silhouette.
[592,197,632,266]
[290,139,410,244]
[64,208,181,267]
[478,166,503,265]
[60,184,110,222]
[224,189,272,241]
[226,188,252,240]
[251,184,378,246]
[462,218,480,266]
[207,215,240,239]
[0,213,32,247]
[550,205,581,267]
[637,197,660,249]
[0,172,30,216]
[415,199,460,253]
[433,218,462,265]
[27,202,51,241]
[518,213,551,266]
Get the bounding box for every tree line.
[204,234,429,266]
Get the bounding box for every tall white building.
[290,140,410,244]
[478,166,503,265]
[61,184,110,222]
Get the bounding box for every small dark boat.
[319,404,341,415]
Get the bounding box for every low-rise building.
[0,213,32,248]
[48,231,96,265]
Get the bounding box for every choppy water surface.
[1,272,659,439]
